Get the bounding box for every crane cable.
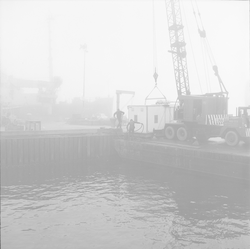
[193,0,217,65]
[191,0,218,92]
[179,0,203,94]
[152,0,158,74]
[145,0,167,104]
[199,36,211,92]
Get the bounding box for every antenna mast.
[48,15,54,82]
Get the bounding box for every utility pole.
[80,43,87,109]
[47,14,54,115]
[48,15,54,82]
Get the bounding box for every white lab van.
[127,104,174,133]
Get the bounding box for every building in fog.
[1,74,62,119]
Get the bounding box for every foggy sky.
[0,0,249,113]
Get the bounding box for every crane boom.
[165,0,190,97]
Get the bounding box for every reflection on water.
[1,161,250,249]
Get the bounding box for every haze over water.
[1,161,250,249]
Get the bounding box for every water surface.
[1,162,250,248]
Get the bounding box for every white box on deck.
[127,104,174,133]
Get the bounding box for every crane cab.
[176,95,228,125]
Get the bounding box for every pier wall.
[1,131,117,182]
[114,139,250,182]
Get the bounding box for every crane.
[163,0,229,142]
[165,0,190,98]
[162,0,250,146]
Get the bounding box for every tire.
[165,126,175,140]
[225,130,239,146]
[177,126,188,141]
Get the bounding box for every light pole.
[48,14,54,115]
[80,43,87,109]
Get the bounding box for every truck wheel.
[225,130,239,146]
[177,127,188,141]
[165,126,175,140]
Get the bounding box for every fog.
[1,0,249,115]
[1,2,250,248]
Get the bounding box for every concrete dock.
[114,135,250,182]
[1,124,249,182]
[0,127,117,184]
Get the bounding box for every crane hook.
[153,68,158,85]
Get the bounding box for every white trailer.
[127,104,174,133]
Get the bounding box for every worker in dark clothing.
[113,109,125,129]
[126,119,140,134]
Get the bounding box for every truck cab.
[237,107,250,128]
[221,106,250,146]
[177,94,228,125]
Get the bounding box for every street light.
[80,43,88,108]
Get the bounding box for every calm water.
[1,161,250,249]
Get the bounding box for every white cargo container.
[127,104,174,133]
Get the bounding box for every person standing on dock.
[127,119,140,134]
[113,109,125,129]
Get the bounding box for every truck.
[158,0,249,146]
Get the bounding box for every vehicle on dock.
[113,1,249,182]
[161,102,250,146]
[135,0,249,147]
[158,0,229,144]
[113,0,248,147]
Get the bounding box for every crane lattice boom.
[166,0,190,97]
